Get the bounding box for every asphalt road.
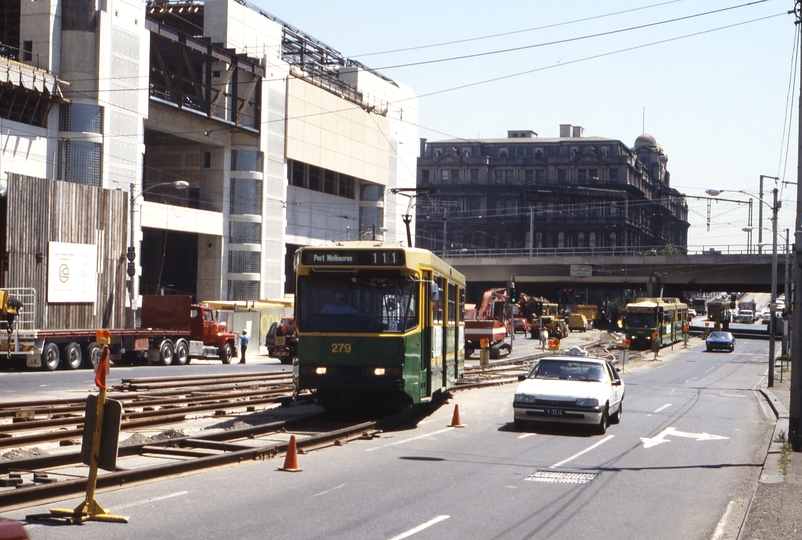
[3,334,774,539]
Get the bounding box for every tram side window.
[448,282,457,323]
[432,275,445,324]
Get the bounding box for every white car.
[512,347,625,434]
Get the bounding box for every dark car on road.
[706,331,735,352]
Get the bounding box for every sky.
[253,0,800,252]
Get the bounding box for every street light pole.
[759,175,779,254]
[769,187,779,387]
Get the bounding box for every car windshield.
[530,359,606,382]
[709,332,730,339]
[297,274,418,333]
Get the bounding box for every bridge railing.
[436,244,783,259]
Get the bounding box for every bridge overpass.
[441,247,789,299]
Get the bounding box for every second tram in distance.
[293,242,466,409]
[624,297,688,349]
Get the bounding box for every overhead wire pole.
[791,0,802,452]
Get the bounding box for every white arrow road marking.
[641,426,729,448]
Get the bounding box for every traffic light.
[510,287,518,304]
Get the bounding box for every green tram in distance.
[293,242,466,409]
[624,297,688,350]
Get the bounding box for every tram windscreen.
[626,311,657,328]
[297,275,419,333]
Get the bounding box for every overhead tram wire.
[372,0,773,71]
[351,0,688,58]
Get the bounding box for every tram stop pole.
[39,330,128,524]
[620,339,630,374]
[652,332,660,361]
[479,339,489,370]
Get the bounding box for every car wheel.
[41,343,60,371]
[62,342,82,370]
[174,339,190,365]
[220,342,234,364]
[610,401,622,424]
[158,340,174,366]
[514,418,525,430]
[706,347,712,352]
[596,405,609,435]
[84,342,103,370]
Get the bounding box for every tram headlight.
[374,367,386,376]
[315,367,327,375]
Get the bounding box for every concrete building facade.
[0,0,418,313]
[415,125,689,256]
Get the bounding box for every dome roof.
[634,134,658,148]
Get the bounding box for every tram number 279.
[331,343,352,353]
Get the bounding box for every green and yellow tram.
[293,242,466,409]
[624,297,688,349]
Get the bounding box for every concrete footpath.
[739,369,802,539]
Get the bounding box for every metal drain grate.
[526,471,599,484]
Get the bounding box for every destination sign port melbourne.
[301,249,405,266]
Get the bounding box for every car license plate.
[546,409,563,416]
[276,337,285,345]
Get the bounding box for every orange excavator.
[464,287,512,359]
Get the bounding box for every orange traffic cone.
[279,435,303,472]
[449,404,465,428]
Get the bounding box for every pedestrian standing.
[540,327,549,350]
[239,329,249,364]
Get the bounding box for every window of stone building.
[536,232,543,249]
[469,198,480,213]
[451,169,460,182]
[339,174,354,199]
[610,168,619,181]
[536,169,545,183]
[441,170,449,182]
[499,149,508,158]
[291,160,305,187]
[525,147,533,158]
[324,170,336,194]
[589,232,596,248]
[308,166,321,191]
[421,169,430,183]
[494,199,503,214]
[470,169,479,183]
[535,148,544,158]
[516,147,525,157]
[557,169,566,182]
[610,202,618,217]
[610,233,617,248]
[360,182,383,202]
[22,40,32,62]
[505,170,513,183]
[578,169,587,183]
[578,232,585,247]
[232,150,263,172]
[525,169,534,184]
[505,199,515,213]
[558,232,565,248]
[589,169,598,182]
[494,170,503,183]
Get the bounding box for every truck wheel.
[174,340,189,365]
[158,340,174,366]
[62,342,82,370]
[85,343,103,370]
[41,343,60,371]
[220,342,234,364]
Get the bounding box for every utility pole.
[790,0,802,451]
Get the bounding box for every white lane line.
[549,435,614,469]
[388,515,450,540]
[711,500,736,540]
[115,491,189,509]
[518,433,536,439]
[654,404,672,413]
[367,427,456,452]
[314,484,346,497]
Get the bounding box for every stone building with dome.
[415,124,689,255]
